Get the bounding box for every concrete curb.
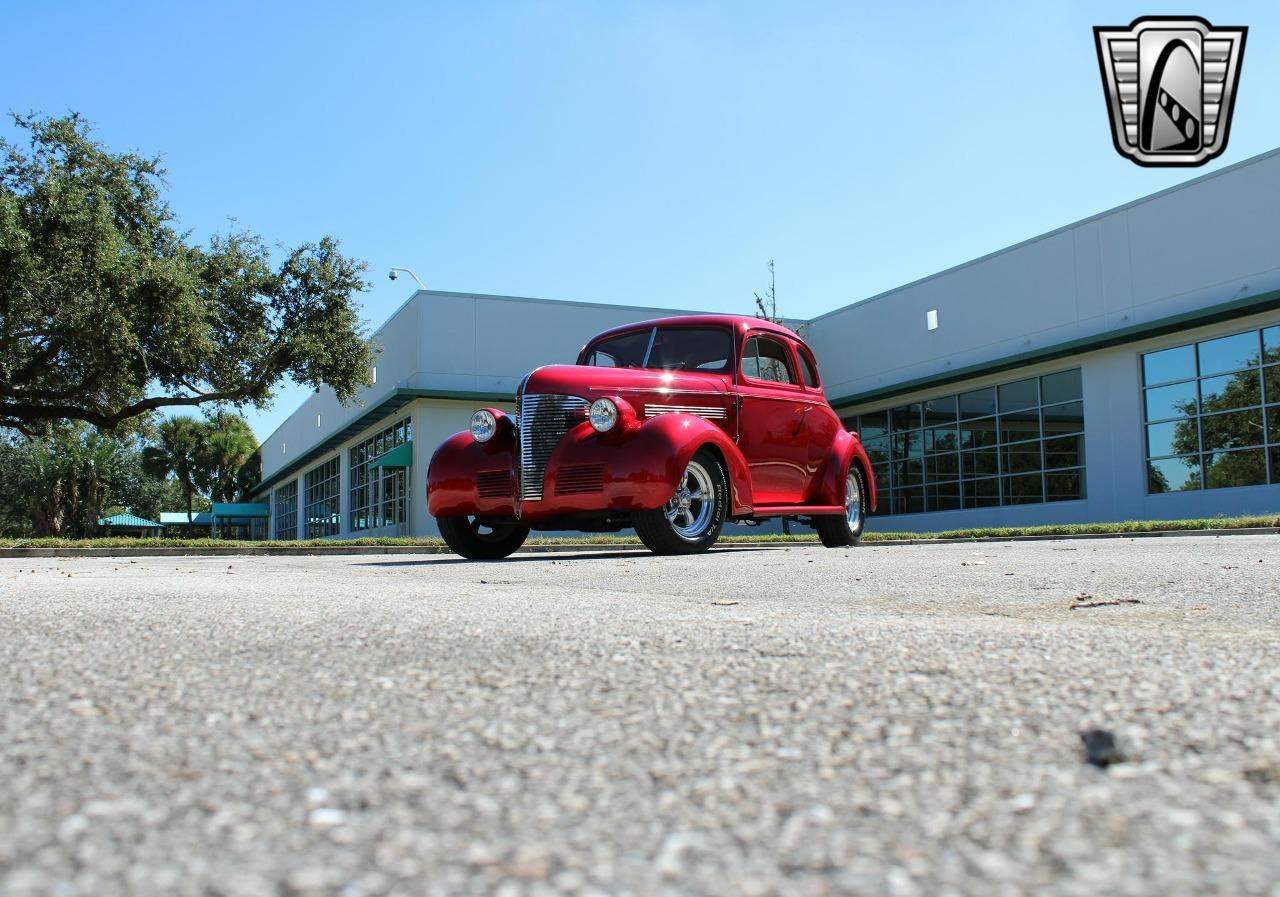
[1,526,1275,558]
[0,542,790,559]
[861,526,1280,547]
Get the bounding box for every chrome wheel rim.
[845,472,862,531]
[664,460,715,541]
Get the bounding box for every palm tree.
[22,424,132,536]
[195,412,260,503]
[144,416,202,526]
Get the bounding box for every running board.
[750,504,844,519]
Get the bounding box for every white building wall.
[259,295,421,483]
[408,398,516,537]
[412,291,702,395]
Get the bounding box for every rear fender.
[817,430,877,512]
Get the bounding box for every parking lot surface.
[1,536,1278,897]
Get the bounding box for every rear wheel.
[437,516,530,560]
[814,465,866,548]
[633,449,728,555]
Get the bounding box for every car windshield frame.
[581,325,734,374]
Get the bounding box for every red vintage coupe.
[427,315,876,558]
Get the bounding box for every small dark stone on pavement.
[1081,728,1125,767]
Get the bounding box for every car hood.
[520,365,729,403]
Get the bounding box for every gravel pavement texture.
[1,537,1278,897]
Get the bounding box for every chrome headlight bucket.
[470,409,498,443]
[589,398,619,433]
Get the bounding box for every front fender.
[427,430,517,518]
[656,416,753,516]
[817,430,878,512]
[538,414,753,517]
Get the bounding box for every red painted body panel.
[427,429,519,518]
[426,314,875,527]
[817,429,878,512]
[428,412,753,521]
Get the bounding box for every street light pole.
[388,267,426,290]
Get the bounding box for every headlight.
[589,398,618,433]
[470,409,498,443]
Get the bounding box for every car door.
[793,342,839,499]
[736,332,812,504]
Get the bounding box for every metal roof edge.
[421,289,709,317]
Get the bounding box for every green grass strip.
[1,514,1276,549]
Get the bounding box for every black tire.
[633,449,728,555]
[814,464,866,548]
[437,516,530,560]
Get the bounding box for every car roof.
[587,314,804,344]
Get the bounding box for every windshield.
[583,326,733,373]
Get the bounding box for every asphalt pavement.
[1,537,1278,897]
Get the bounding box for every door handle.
[792,406,811,438]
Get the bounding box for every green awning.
[211,502,270,519]
[159,511,214,526]
[369,441,413,469]
[99,513,163,529]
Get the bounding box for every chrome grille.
[517,393,589,501]
[644,403,727,420]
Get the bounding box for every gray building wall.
[806,147,1280,409]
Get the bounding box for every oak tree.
[0,113,374,435]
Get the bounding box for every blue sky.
[5,1,1278,439]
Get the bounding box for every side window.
[742,336,796,384]
[797,348,820,388]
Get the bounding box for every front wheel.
[437,516,530,560]
[814,465,866,548]
[633,449,728,555]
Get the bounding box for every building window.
[1143,324,1280,493]
[274,481,298,541]
[304,458,341,538]
[845,368,1085,515]
[349,418,412,531]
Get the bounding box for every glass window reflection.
[1204,448,1267,489]
[1147,456,1200,492]
[1141,324,1280,495]
[854,367,1086,514]
[1198,331,1260,376]
[1143,344,1195,385]
[1200,370,1260,412]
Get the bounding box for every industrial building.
[252,148,1280,537]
